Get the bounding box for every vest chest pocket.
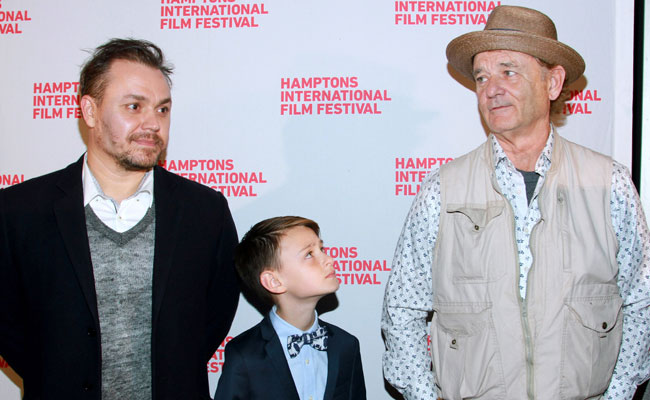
[560,289,623,399]
[444,202,506,283]
[430,303,506,399]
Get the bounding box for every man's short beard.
[116,149,163,171]
[116,134,166,171]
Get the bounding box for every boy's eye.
[305,251,313,259]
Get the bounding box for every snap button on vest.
[474,225,479,231]
[602,322,608,330]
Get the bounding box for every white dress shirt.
[82,155,153,233]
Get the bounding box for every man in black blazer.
[215,315,365,400]
[0,39,239,399]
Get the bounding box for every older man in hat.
[382,5,649,400]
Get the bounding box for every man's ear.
[260,270,286,295]
[547,65,566,101]
[80,95,98,128]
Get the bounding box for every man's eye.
[505,70,516,77]
[475,76,486,83]
[158,106,169,113]
[127,104,139,110]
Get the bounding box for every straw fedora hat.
[446,5,585,84]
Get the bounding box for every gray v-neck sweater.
[85,204,155,399]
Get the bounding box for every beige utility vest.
[431,135,623,400]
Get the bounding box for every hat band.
[486,28,523,32]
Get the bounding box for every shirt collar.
[490,125,555,176]
[82,153,154,207]
[269,305,320,338]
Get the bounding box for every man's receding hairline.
[90,59,172,103]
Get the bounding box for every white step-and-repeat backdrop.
[0,1,635,398]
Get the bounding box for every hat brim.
[446,30,585,85]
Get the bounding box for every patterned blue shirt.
[269,306,328,400]
[381,131,650,400]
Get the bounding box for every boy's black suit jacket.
[214,314,366,400]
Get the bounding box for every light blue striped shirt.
[269,306,328,400]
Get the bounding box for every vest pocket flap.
[446,202,504,228]
[565,295,623,333]
[433,303,492,336]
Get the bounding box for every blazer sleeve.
[0,190,27,376]
[213,342,250,400]
[205,192,240,360]
[349,337,367,400]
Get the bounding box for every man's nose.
[484,76,505,98]
[142,108,161,132]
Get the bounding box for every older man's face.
[473,50,556,138]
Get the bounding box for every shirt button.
[305,359,310,365]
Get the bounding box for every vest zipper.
[522,188,544,400]
[520,298,535,399]
[509,198,536,400]
[495,168,538,399]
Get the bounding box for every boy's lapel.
[322,321,340,400]
[260,316,301,400]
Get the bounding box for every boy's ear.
[260,270,286,295]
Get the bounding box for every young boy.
[214,216,366,400]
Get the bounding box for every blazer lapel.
[322,321,340,400]
[53,157,99,324]
[151,167,183,328]
[260,316,301,400]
